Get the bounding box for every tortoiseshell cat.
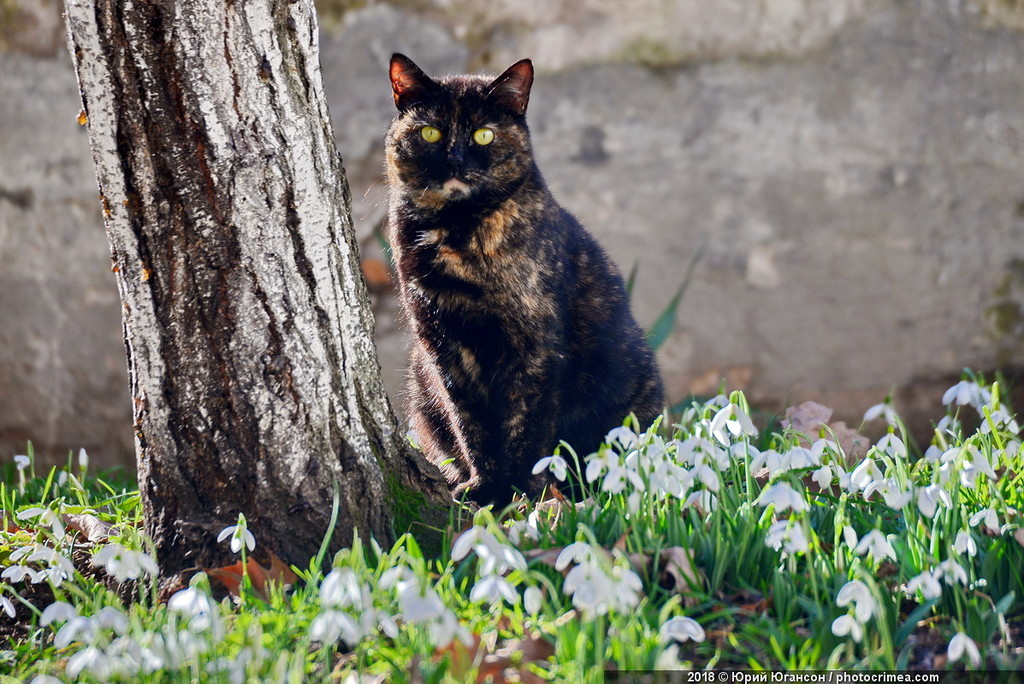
[385,54,664,505]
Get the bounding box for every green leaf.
[645,245,705,351]
[894,598,938,647]
[625,261,639,297]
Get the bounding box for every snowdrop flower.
[78,448,89,470]
[660,616,706,644]
[849,458,883,492]
[469,574,519,606]
[319,568,365,609]
[532,454,568,481]
[755,481,809,513]
[25,545,76,584]
[954,530,977,557]
[168,586,218,633]
[54,615,96,649]
[836,580,876,623]
[309,609,362,644]
[863,401,899,425]
[880,482,913,510]
[947,631,981,668]
[523,586,543,615]
[854,530,896,561]
[217,514,256,554]
[17,507,65,538]
[29,676,62,684]
[92,543,159,582]
[709,403,757,445]
[876,433,907,459]
[969,508,1000,535]
[904,569,943,601]
[924,445,943,462]
[450,525,526,576]
[66,646,112,680]
[555,541,597,571]
[916,484,950,519]
[831,614,864,642]
[764,519,809,554]
[1,564,44,584]
[563,557,642,617]
[0,595,14,618]
[606,426,639,450]
[601,463,646,495]
[505,516,540,546]
[811,465,833,490]
[14,454,30,471]
[942,381,987,408]
[93,606,129,634]
[937,559,968,587]
[961,449,998,487]
[982,409,1020,435]
[692,464,719,492]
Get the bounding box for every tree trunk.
[63,0,450,576]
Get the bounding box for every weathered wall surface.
[2,0,1023,466]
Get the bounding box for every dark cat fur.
[385,54,664,505]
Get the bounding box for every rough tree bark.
[62,0,450,577]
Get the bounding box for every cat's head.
[385,54,535,208]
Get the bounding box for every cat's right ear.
[390,54,440,112]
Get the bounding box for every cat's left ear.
[390,54,441,111]
[486,59,534,116]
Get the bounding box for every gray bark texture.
[62,0,450,576]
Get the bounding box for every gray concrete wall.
[2,0,1023,467]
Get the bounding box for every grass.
[0,374,1023,681]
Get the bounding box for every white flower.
[836,580,876,623]
[916,484,950,519]
[555,541,596,571]
[854,530,896,561]
[0,595,15,618]
[937,559,968,586]
[1,564,44,584]
[532,455,568,481]
[961,448,998,487]
[660,616,706,644]
[562,553,643,617]
[863,402,898,425]
[523,586,543,615]
[811,465,833,490]
[168,587,214,619]
[66,646,112,680]
[217,514,256,554]
[29,676,63,684]
[601,463,646,494]
[942,381,987,408]
[755,482,809,513]
[969,508,1000,535]
[14,454,30,471]
[947,631,981,667]
[904,569,943,600]
[879,482,913,510]
[765,520,809,554]
[469,574,519,605]
[309,609,362,644]
[709,404,756,445]
[93,606,128,633]
[831,614,863,642]
[876,433,907,459]
[606,426,639,450]
[954,530,977,557]
[17,507,65,538]
[319,568,364,609]
[92,543,158,582]
[78,448,89,470]
[450,525,526,576]
[25,545,76,583]
[849,458,883,492]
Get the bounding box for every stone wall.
[2,0,1023,467]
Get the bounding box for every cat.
[385,54,665,505]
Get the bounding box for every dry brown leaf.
[658,547,704,604]
[62,513,114,542]
[1015,528,1024,549]
[205,551,295,601]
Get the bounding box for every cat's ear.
[390,54,440,111]
[486,59,534,116]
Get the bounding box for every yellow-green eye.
[472,128,495,146]
[420,125,442,143]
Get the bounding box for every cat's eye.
[420,125,442,143]
[472,128,495,146]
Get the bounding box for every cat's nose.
[446,145,466,175]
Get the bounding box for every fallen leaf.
[62,513,114,542]
[206,551,295,601]
[658,547,704,605]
